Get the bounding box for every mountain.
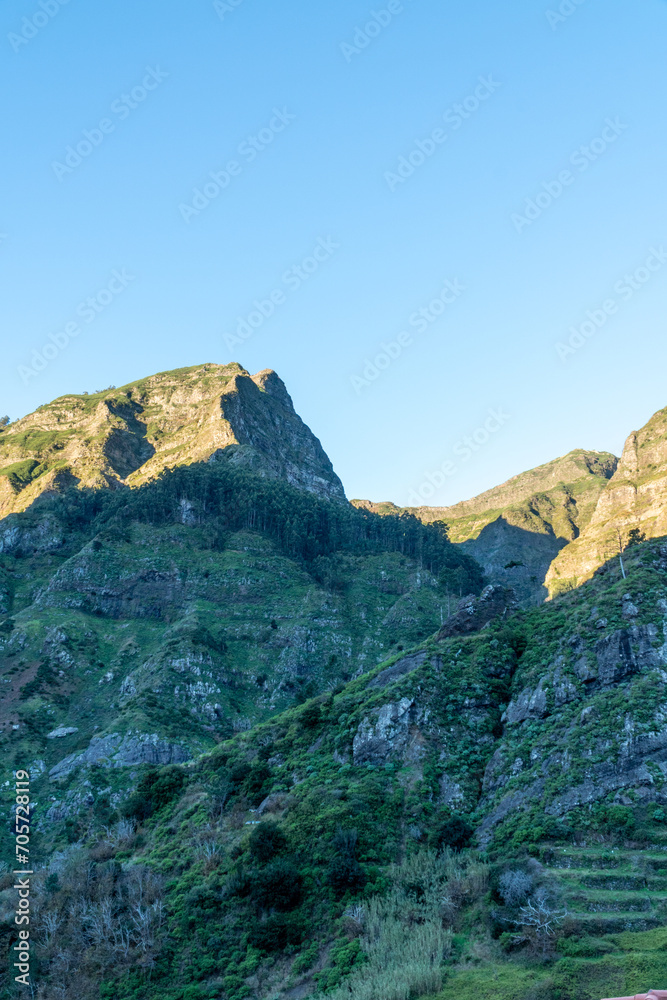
[0,362,346,516]
[354,449,618,603]
[547,407,667,596]
[0,364,482,768]
[13,530,667,1000]
[5,368,667,1000]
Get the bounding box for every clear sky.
[1,0,666,506]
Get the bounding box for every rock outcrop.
[436,585,518,638]
[48,732,192,781]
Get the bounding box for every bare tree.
[615,528,627,579]
[517,894,567,955]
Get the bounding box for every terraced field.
[543,846,667,934]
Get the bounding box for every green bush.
[248,821,288,863]
[327,828,366,897]
[604,805,635,834]
[243,762,272,805]
[430,814,473,852]
[248,912,305,952]
[122,765,185,822]
[251,859,303,911]
[300,702,323,728]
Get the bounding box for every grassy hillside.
[5,527,667,999]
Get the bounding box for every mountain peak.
[0,363,345,514]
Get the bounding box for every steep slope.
[355,449,618,603]
[10,535,667,1000]
[0,362,346,516]
[547,408,667,596]
[0,462,482,781]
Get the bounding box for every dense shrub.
[430,814,473,852]
[248,913,305,952]
[328,829,367,897]
[300,702,323,728]
[249,822,288,863]
[122,765,185,822]
[604,804,635,833]
[251,859,303,912]
[243,762,272,805]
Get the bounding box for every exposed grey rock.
[622,594,640,618]
[353,697,418,765]
[49,732,192,780]
[46,727,79,739]
[594,625,660,686]
[437,585,518,639]
[257,792,292,816]
[502,678,549,725]
[477,779,546,843]
[545,728,667,817]
[367,651,429,690]
[439,774,464,807]
[44,789,95,825]
[573,655,597,682]
[0,516,64,556]
[552,663,579,706]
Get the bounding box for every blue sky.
[1,0,666,505]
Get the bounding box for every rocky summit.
[5,368,667,1000]
[0,362,346,517]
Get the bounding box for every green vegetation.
[5,371,667,1000]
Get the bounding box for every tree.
[249,822,288,863]
[0,415,9,428]
[430,814,473,852]
[626,527,646,547]
[615,528,627,580]
[517,893,566,956]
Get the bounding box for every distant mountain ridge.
[357,404,667,603]
[354,449,618,603]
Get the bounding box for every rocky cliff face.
[355,450,618,604]
[547,408,667,596]
[0,363,346,515]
